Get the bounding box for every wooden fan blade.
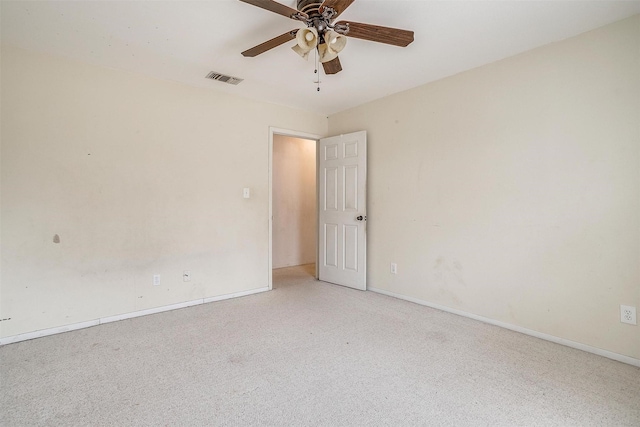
[337,21,414,47]
[239,0,308,20]
[322,56,342,75]
[319,0,355,19]
[242,30,298,57]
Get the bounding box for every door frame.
[268,127,323,291]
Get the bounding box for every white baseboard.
[369,287,640,368]
[0,319,101,346]
[99,299,206,325]
[203,287,269,304]
[0,287,270,346]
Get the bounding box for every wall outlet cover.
[620,305,637,325]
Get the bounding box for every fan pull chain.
[314,48,320,92]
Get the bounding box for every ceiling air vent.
[205,71,243,85]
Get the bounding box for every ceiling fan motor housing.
[296,0,322,17]
[296,0,340,42]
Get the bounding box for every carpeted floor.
[1,264,639,426]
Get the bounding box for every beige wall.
[329,16,640,359]
[272,135,316,269]
[0,45,327,338]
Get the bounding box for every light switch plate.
[243,188,250,199]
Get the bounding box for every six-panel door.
[318,131,367,290]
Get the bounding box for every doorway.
[269,128,322,290]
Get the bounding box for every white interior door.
[318,131,367,290]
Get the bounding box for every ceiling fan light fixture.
[317,43,335,63]
[292,27,319,60]
[318,30,346,63]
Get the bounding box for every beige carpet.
[1,264,639,426]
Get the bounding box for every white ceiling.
[2,1,639,115]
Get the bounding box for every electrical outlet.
[620,305,636,325]
[183,271,191,282]
[153,274,161,286]
[390,263,397,274]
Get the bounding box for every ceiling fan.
[239,0,414,75]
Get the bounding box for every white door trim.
[268,127,323,291]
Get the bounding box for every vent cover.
[205,71,243,85]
